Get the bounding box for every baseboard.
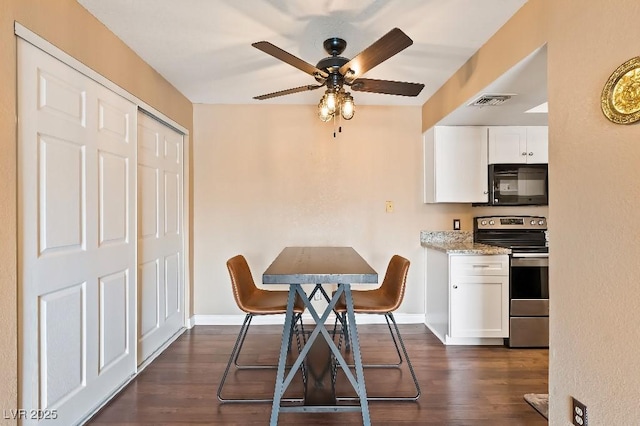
[191,313,425,326]
[444,335,506,346]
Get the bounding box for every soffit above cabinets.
[438,46,548,127]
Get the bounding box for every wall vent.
[468,93,516,107]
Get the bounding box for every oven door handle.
[511,256,549,267]
[511,253,549,258]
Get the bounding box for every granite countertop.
[420,231,511,255]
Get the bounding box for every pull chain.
[333,110,337,138]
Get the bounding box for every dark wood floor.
[88,324,548,425]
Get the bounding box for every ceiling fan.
[252,28,424,122]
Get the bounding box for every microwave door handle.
[491,179,497,204]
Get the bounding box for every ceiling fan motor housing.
[315,56,349,86]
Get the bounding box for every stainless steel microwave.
[486,164,548,206]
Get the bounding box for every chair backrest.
[226,255,258,313]
[380,255,410,311]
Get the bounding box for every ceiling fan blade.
[339,28,413,82]
[253,84,325,100]
[349,78,425,97]
[252,41,329,79]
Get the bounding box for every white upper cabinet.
[488,126,548,164]
[424,126,488,203]
[525,126,549,163]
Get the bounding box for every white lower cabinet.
[426,250,509,345]
[449,256,509,338]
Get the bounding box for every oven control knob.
[489,220,495,225]
[530,220,536,225]
[538,220,545,226]
[481,220,487,226]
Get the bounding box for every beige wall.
[193,104,472,316]
[547,0,640,424]
[0,0,192,422]
[192,103,548,318]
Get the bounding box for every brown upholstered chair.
[217,254,305,403]
[333,254,420,401]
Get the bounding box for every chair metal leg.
[338,313,402,368]
[340,312,350,351]
[294,314,308,388]
[381,313,403,367]
[234,313,300,370]
[218,314,271,402]
[331,312,348,386]
[232,313,253,368]
[218,313,306,403]
[366,313,421,401]
[335,313,420,402]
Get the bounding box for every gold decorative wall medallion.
[601,56,640,124]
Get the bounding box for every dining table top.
[262,246,378,285]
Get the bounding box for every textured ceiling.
[78,0,529,108]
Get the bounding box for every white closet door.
[137,112,184,364]
[18,39,136,425]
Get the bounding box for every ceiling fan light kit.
[318,89,355,122]
[252,28,424,131]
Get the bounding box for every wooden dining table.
[262,246,378,426]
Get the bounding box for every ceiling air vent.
[468,93,516,107]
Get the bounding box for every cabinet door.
[449,275,509,338]
[424,126,488,203]
[525,126,548,163]
[488,126,527,164]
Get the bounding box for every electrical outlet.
[453,219,461,230]
[572,397,588,426]
[313,292,322,301]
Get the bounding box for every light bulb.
[341,93,355,120]
[318,101,332,122]
[325,91,337,113]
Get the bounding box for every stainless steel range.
[474,216,549,348]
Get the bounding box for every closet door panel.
[19,39,136,426]
[137,113,184,364]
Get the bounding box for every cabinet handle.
[521,152,527,156]
[472,264,490,268]
[483,191,488,194]
[528,152,534,156]
[453,285,458,289]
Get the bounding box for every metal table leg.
[269,286,296,426]
[342,283,370,425]
[269,283,371,426]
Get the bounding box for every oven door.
[510,255,549,315]
[509,255,549,348]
